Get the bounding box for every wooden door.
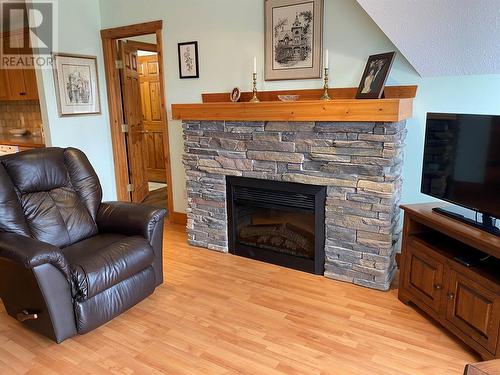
[138,54,166,183]
[0,70,10,100]
[402,238,445,313]
[118,40,149,203]
[445,269,500,354]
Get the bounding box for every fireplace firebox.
[226,177,326,274]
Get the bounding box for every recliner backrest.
[0,147,103,248]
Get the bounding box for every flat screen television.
[421,113,500,235]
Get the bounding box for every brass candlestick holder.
[320,67,331,101]
[250,72,260,103]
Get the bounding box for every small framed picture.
[356,51,396,99]
[52,53,101,116]
[178,41,199,79]
[229,87,241,102]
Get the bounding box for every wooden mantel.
[171,85,417,122]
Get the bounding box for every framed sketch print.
[52,53,101,116]
[265,0,323,81]
[356,51,396,99]
[178,41,199,79]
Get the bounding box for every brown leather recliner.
[0,147,166,343]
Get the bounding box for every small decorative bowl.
[278,95,300,102]
[8,128,28,137]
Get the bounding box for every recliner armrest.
[96,202,167,243]
[0,232,70,279]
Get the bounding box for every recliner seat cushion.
[62,234,154,301]
[74,266,155,334]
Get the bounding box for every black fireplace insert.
[226,176,326,274]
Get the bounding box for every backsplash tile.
[0,100,43,136]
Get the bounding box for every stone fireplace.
[182,119,407,291]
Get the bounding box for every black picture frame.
[177,41,199,79]
[356,51,396,99]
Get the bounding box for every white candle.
[253,57,257,74]
[325,49,329,69]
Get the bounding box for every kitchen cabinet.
[0,68,39,101]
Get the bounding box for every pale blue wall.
[37,0,116,200]
[402,74,500,204]
[39,0,499,209]
[98,0,419,212]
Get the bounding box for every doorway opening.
[101,21,181,222]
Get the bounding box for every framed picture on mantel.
[264,0,324,81]
[356,51,396,99]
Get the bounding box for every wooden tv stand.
[399,203,500,360]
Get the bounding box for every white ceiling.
[355,0,500,77]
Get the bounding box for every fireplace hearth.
[227,177,326,274]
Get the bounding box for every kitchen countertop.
[0,133,45,148]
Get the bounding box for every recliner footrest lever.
[17,310,38,322]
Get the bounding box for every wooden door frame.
[100,21,182,224]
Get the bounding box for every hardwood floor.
[0,222,479,374]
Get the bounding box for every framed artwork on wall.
[52,53,101,116]
[264,0,324,81]
[178,41,199,79]
[356,51,396,99]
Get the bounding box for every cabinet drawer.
[446,269,500,354]
[403,238,445,313]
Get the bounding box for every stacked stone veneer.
[183,120,407,291]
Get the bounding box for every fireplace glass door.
[227,177,326,274]
[235,204,315,260]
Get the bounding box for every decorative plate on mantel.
[277,95,300,102]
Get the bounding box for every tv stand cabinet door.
[445,269,500,356]
[402,239,445,314]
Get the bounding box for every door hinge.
[127,184,134,192]
[115,60,123,69]
[121,123,129,133]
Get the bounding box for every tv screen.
[421,113,500,219]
